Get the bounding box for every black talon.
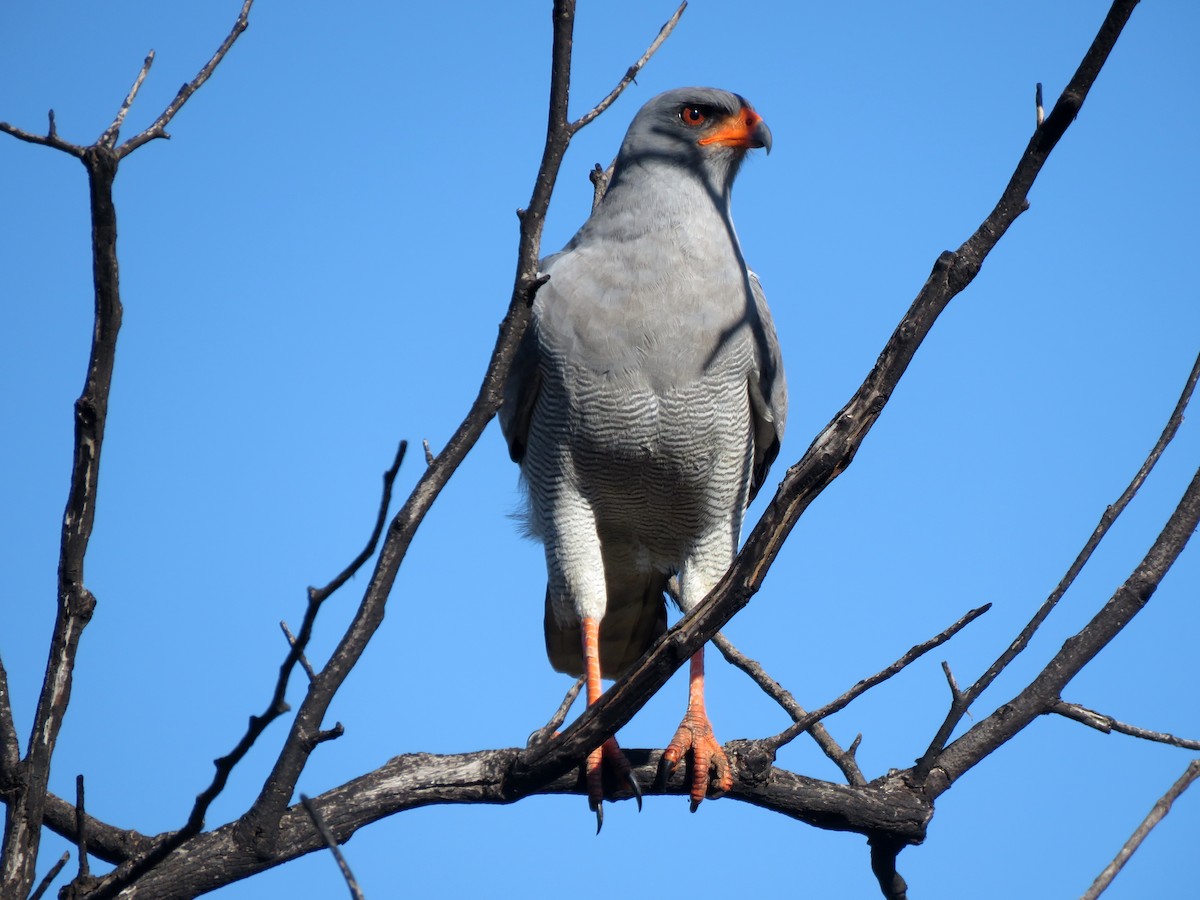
[654,753,675,791]
[594,802,604,834]
[627,771,643,812]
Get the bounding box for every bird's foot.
[657,708,733,812]
[586,735,642,832]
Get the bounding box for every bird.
[500,86,786,826]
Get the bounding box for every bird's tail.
[544,572,668,680]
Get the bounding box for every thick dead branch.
[89,749,932,898]
[0,142,118,898]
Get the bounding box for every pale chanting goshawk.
[501,87,786,825]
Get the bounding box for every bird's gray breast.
[522,232,758,561]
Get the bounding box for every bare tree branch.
[526,678,585,749]
[74,775,89,880]
[299,794,364,900]
[0,6,258,897]
[0,116,85,157]
[117,0,254,157]
[569,1,687,132]
[1,141,117,897]
[27,850,69,900]
[0,658,18,775]
[927,465,1200,796]
[1081,759,1200,900]
[712,633,866,785]
[765,605,991,753]
[92,748,933,898]
[311,441,408,605]
[97,51,156,148]
[916,345,1200,772]
[1050,700,1200,751]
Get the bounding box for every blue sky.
[2,2,1197,898]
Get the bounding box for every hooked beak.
[698,106,772,154]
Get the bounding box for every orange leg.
[581,616,640,831]
[659,646,733,811]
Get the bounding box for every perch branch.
[82,748,933,897]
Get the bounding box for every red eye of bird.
[679,105,707,126]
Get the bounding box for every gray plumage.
[501,86,786,680]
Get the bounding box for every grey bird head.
[608,86,771,197]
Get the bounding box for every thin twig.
[311,440,408,604]
[0,117,85,157]
[281,622,316,680]
[1036,82,1045,127]
[916,345,1200,776]
[93,441,403,895]
[712,633,866,785]
[930,465,1200,795]
[1050,700,1200,751]
[28,851,70,900]
[1081,759,1200,900]
[527,678,585,749]
[569,2,687,132]
[118,0,254,157]
[300,794,364,900]
[98,51,156,148]
[764,605,990,752]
